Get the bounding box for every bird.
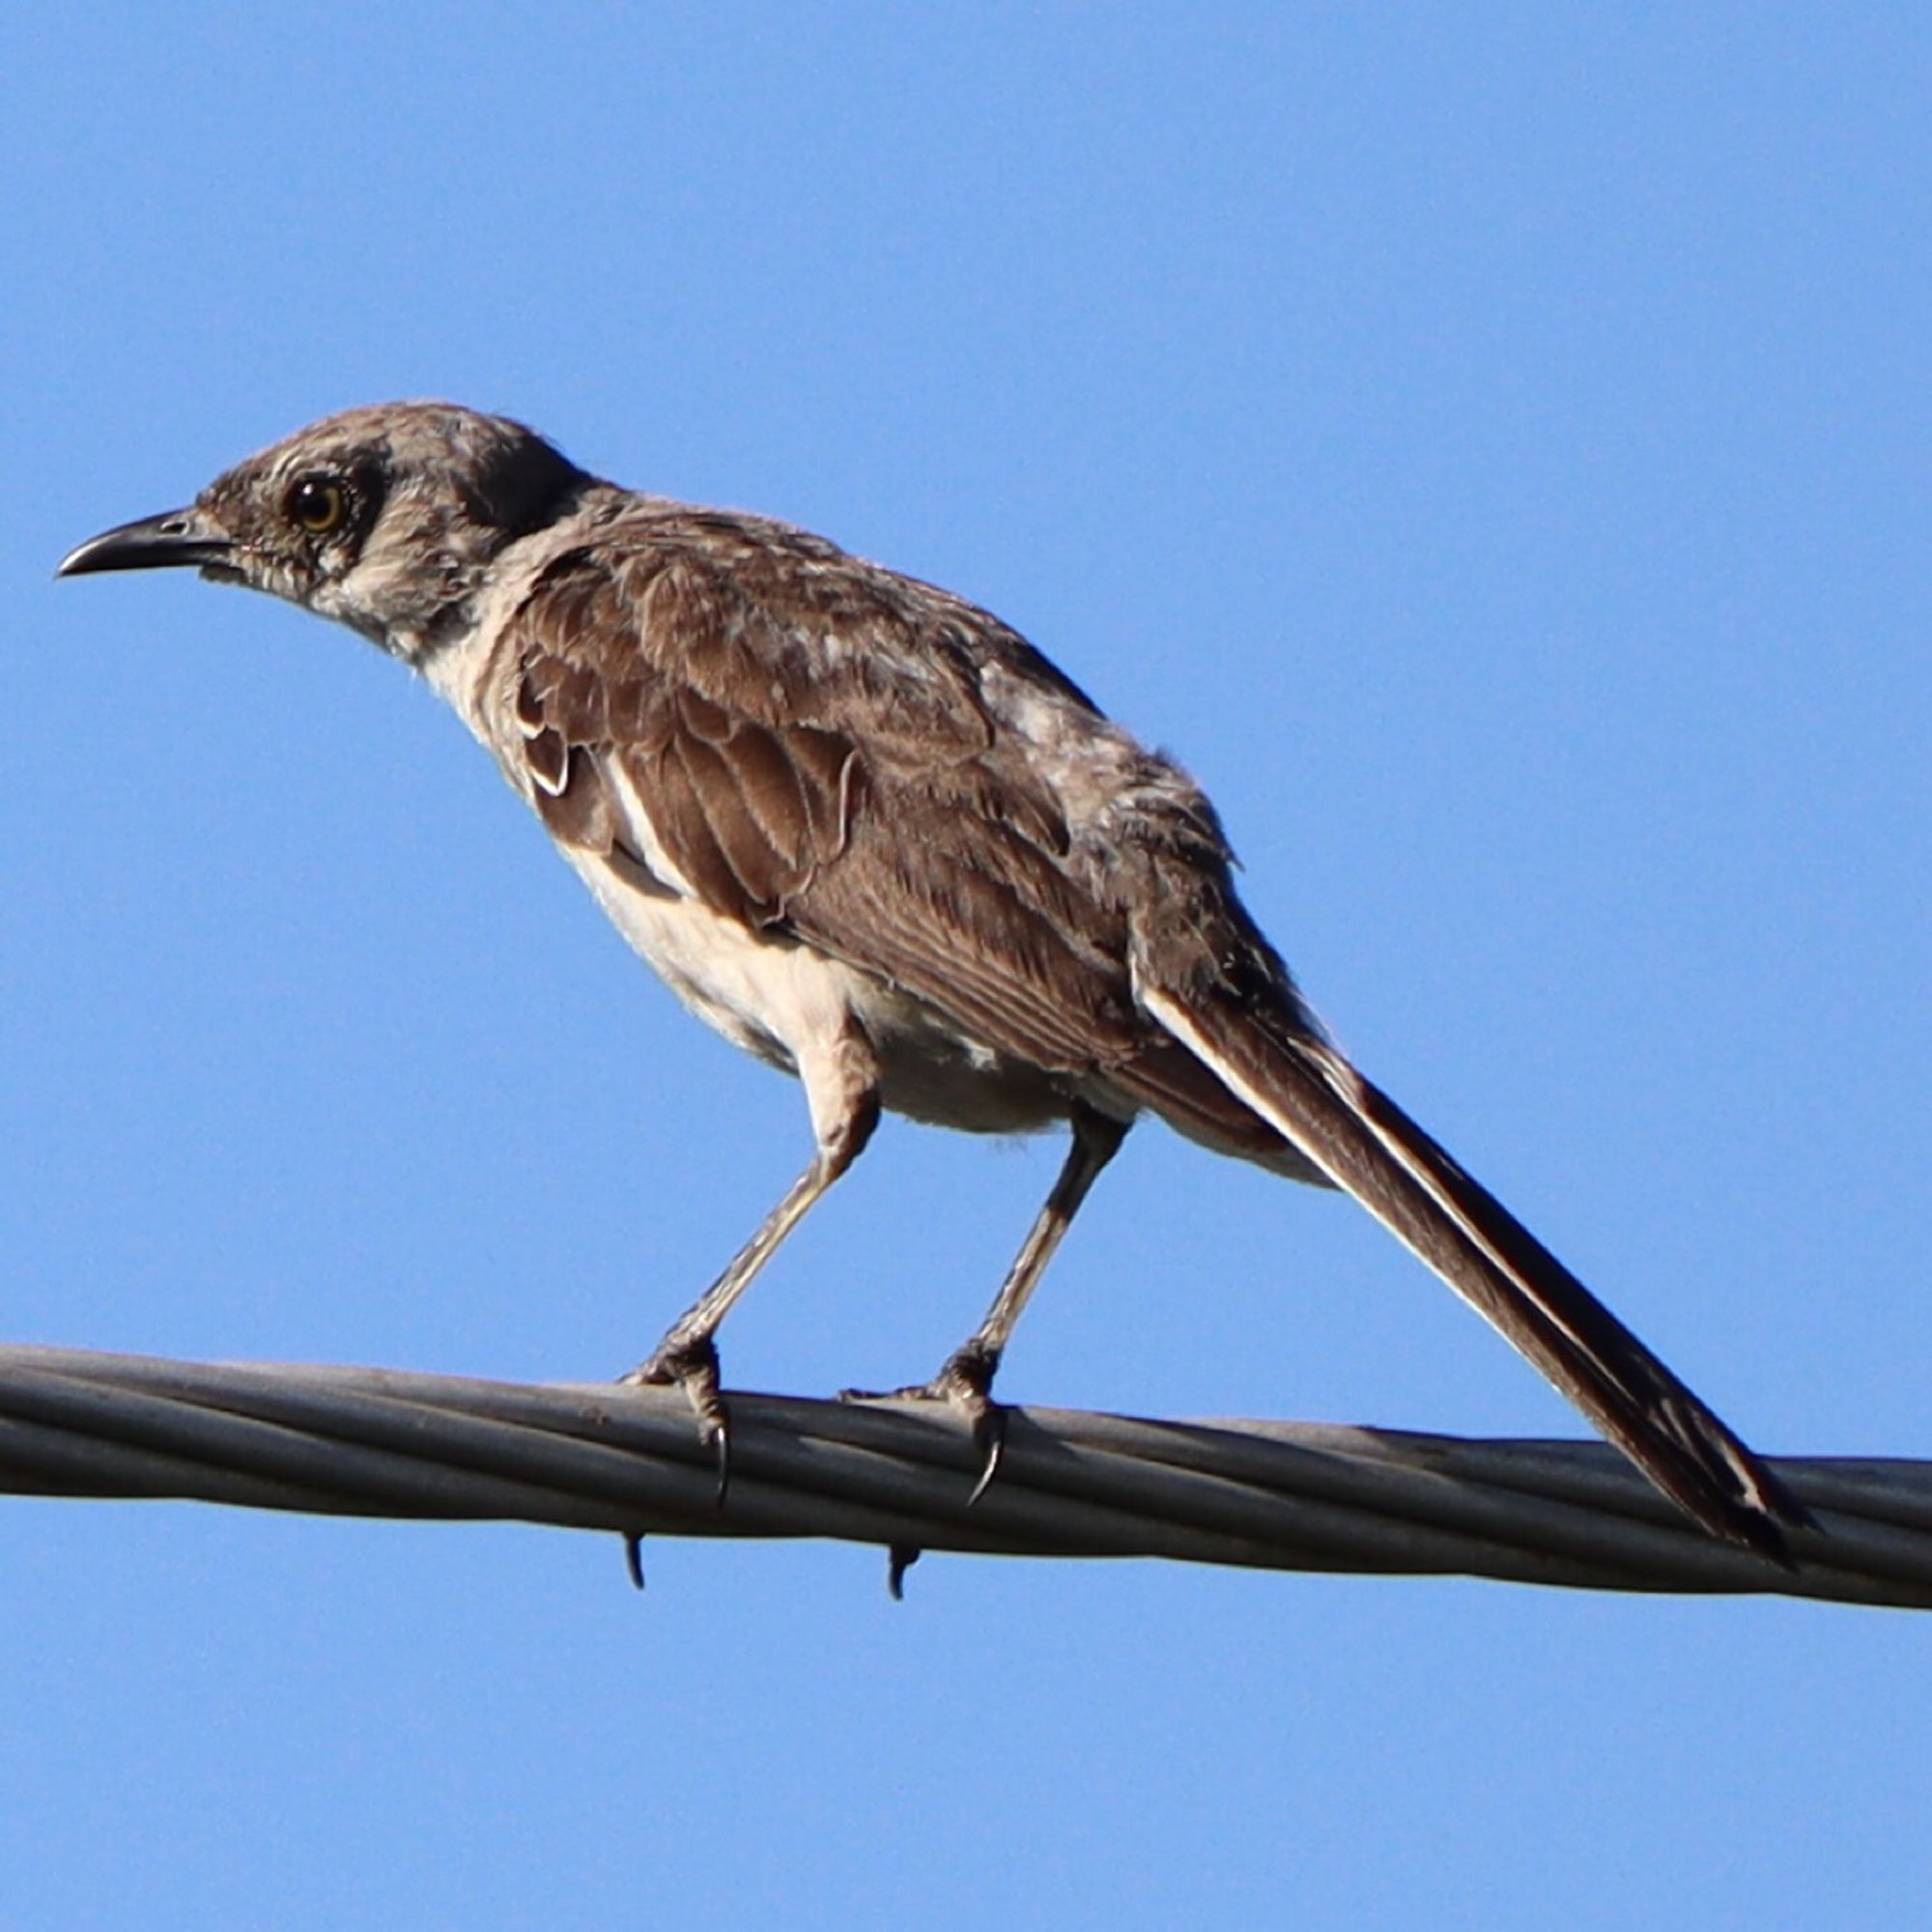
[58,399,1810,1557]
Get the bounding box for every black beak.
[57,508,234,578]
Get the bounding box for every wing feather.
[496,513,1293,1159]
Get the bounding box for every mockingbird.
[59,401,1809,1557]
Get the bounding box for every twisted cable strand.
[1,1345,1921,1605]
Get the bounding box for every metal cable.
[1,1344,1923,1605]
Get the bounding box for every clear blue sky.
[4,6,1928,1926]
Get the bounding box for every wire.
[1,1344,1922,1605]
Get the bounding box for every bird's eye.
[285,475,348,535]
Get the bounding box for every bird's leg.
[849,1104,1128,1503]
[937,1105,1128,1499]
[627,1071,880,1500]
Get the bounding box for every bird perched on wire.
[59,400,1810,1558]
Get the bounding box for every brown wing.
[498,515,1294,1157]
[510,541,865,923]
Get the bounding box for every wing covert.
[495,521,1234,1091]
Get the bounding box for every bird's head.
[58,401,590,661]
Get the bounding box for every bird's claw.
[886,1545,922,1600]
[625,1333,733,1507]
[840,1340,1007,1505]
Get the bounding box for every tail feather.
[1136,983,1813,1560]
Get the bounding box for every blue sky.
[3,5,1928,1926]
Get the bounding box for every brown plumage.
[58,400,1812,1556]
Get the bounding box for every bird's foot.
[623,1333,731,1505]
[840,1340,1006,1505]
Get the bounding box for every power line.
[1,1345,1921,1605]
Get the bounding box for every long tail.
[1136,980,1813,1561]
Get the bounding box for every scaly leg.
[629,1061,880,1499]
[852,1104,1129,1501]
